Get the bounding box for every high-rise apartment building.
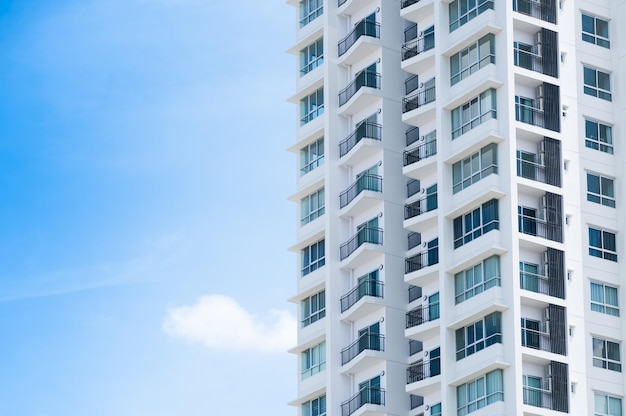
[287,0,626,415]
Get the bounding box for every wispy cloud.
[163,295,296,353]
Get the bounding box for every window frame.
[593,337,622,372]
[301,239,326,276]
[453,199,500,249]
[300,38,324,76]
[587,173,615,208]
[456,369,504,415]
[590,281,619,317]
[450,34,495,85]
[589,227,617,262]
[301,290,326,327]
[451,89,497,139]
[300,137,325,175]
[301,341,326,379]
[582,13,610,48]
[300,88,325,126]
[302,395,327,416]
[301,188,325,226]
[454,255,501,304]
[585,119,613,154]
[299,0,323,28]
[583,66,612,101]
[452,143,498,193]
[594,392,622,416]
[455,312,502,360]
[449,0,494,32]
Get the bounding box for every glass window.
[301,290,326,327]
[431,403,442,416]
[584,66,612,101]
[301,137,325,175]
[585,119,613,154]
[302,239,326,276]
[456,312,502,360]
[299,0,323,27]
[453,199,499,249]
[591,282,619,317]
[301,188,325,225]
[593,337,621,372]
[582,14,610,48]
[452,143,498,193]
[456,369,504,415]
[455,255,500,304]
[301,341,326,379]
[595,393,622,416]
[587,173,615,208]
[300,38,324,76]
[451,89,497,139]
[450,34,495,85]
[301,88,324,125]
[449,0,494,32]
[589,227,617,262]
[302,395,326,416]
[523,375,544,407]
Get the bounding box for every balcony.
[515,100,545,129]
[403,139,436,166]
[341,387,386,416]
[406,302,439,329]
[521,325,551,352]
[403,85,435,113]
[517,154,546,184]
[523,384,554,411]
[401,0,420,7]
[340,122,382,158]
[338,20,380,57]
[405,193,437,219]
[341,332,385,365]
[339,70,381,107]
[341,279,384,313]
[402,32,435,61]
[514,46,543,74]
[518,202,562,243]
[405,247,438,274]
[406,357,440,384]
[513,0,557,24]
[340,173,382,208]
[340,227,383,261]
[520,269,550,296]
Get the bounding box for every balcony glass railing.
[406,357,441,384]
[340,227,383,260]
[405,247,438,273]
[404,139,437,166]
[521,326,551,351]
[341,387,385,416]
[338,20,380,57]
[339,122,382,157]
[520,270,550,295]
[523,385,553,410]
[339,71,381,106]
[514,47,543,73]
[339,173,382,208]
[341,332,385,365]
[406,302,440,328]
[515,101,545,128]
[340,279,384,312]
[403,85,436,113]
[402,32,435,61]
[517,156,546,183]
[513,0,547,21]
[405,193,438,219]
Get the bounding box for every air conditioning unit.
[543,307,551,321]
[535,31,543,46]
[536,84,544,99]
[544,377,553,392]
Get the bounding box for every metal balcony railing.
[515,102,545,128]
[338,20,380,57]
[514,47,543,73]
[521,326,551,352]
[406,358,440,384]
[517,156,547,183]
[340,227,383,260]
[339,71,381,107]
[405,248,438,273]
[402,0,421,8]
[403,85,436,113]
[341,332,385,365]
[405,193,437,219]
[406,302,440,328]
[523,386,553,410]
[339,173,382,208]
[402,33,435,61]
[340,279,384,313]
[339,122,382,157]
[341,387,386,416]
[520,270,550,295]
[404,139,437,166]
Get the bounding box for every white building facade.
[287,0,626,415]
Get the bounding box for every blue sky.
[0,1,297,414]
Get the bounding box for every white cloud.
[163,295,296,353]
